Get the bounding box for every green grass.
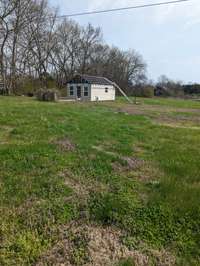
[133,96,200,109]
[0,96,200,265]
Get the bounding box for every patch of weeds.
[120,238,177,266]
[117,257,135,266]
[112,156,145,173]
[53,137,76,152]
[69,231,90,265]
[18,199,75,231]
[121,236,144,251]
[2,230,48,265]
[0,199,76,266]
[89,191,200,263]
[89,191,137,225]
[136,207,200,263]
[146,180,161,189]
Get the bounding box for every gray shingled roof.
[68,74,114,86]
[81,75,113,86]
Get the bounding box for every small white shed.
[66,74,116,101]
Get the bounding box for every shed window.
[84,87,89,97]
[69,86,74,96]
[105,88,108,93]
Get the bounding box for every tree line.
[0,0,147,95]
[154,75,200,98]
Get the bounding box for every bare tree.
[0,0,17,92]
[24,0,57,87]
[0,0,148,95]
[6,0,35,92]
[77,23,102,74]
[51,19,80,87]
[157,75,183,96]
[87,46,147,90]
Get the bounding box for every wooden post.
[113,82,133,104]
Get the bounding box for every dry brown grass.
[53,138,76,152]
[92,143,161,183]
[112,102,200,130]
[59,170,108,203]
[153,115,200,130]
[36,222,175,266]
[107,102,200,115]
[112,157,145,174]
[0,125,14,144]
[92,145,117,157]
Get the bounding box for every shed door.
[77,86,81,98]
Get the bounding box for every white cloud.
[88,0,113,10]
[88,0,149,11]
[150,0,200,28]
[88,0,200,29]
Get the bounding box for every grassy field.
[0,96,200,265]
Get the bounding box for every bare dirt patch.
[36,222,175,266]
[112,158,162,183]
[35,223,147,266]
[153,115,200,130]
[111,103,200,133]
[112,157,145,173]
[59,170,108,203]
[54,138,76,152]
[60,170,90,202]
[0,125,14,144]
[92,145,145,168]
[156,122,200,130]
[123,157,145,170]
[92,145,157,182]
[92,145,117,157]
[116,107,146,116]
[133,144,146,155]
[114,104,200,118]
[148,249,176,266]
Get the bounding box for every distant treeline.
[131,76,200,98]
[0,0,146,96]
[182,84,200,95]
[0,1,198,98]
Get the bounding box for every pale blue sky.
[50,0,200,83]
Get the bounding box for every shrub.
[36,88,59,102]
[89,191,136,225]
[141,86,154,98]
[133,86,154,98]
[89,191,200,258]
[36,89,45,101]
[117,258,135,266]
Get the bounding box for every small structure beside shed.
[67,74,116,101]
[154,86,169,96]
[0,75,5,95]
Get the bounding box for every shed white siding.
[90,84,115,101]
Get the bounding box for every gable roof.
[67,74,114,86]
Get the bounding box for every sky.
[50,0,200,83]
